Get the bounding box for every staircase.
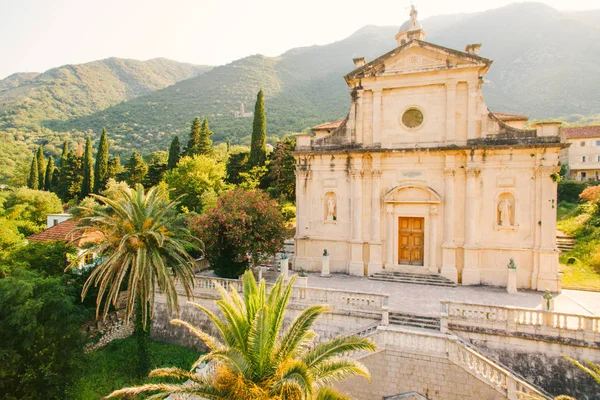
[556,231,575,252]
[389,311,441,331]
[369,271,457,287]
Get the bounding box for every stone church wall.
[338,349,504,400]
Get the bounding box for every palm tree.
[74,183,200,376]
[107,271,376,399]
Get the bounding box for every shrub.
[190,188,286,278]
[579,185,600,203]
[558,180,589,203]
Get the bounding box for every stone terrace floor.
[295,272,600,317]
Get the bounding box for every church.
[293,7,565,291]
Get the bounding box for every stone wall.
[339,349,504,400]
[151,293,380,351]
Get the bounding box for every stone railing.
[441,301,600,344]
[447,337,550,400]
[372,326,549,400]
[184,276,389,316]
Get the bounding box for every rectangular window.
[582,172,587,179]
[596,141,600,146]
[598,156,600,162]
[581,141,586,147]
[582,156,587,162]
[84,254,94,265]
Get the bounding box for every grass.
[68,337,200,399]
[557,201,600,291]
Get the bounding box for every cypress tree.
[60,141,69,166]
[226,138,231,153]
[58,151,83,202]
[27,155,38,190]
[107,156,122,182]
[184,117,202,156]
[167,136,181,170]
[124,150,148,187]
[198,118,214,156]
[94,128,109,193]
[249,89,267,167]
[36,145,45,189]
[50,167,60,192]
[80,136,94,198]
[44,156,55,190]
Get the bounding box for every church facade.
[293,8,565,291]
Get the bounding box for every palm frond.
[315,387,352,400]
[303,335,376,369]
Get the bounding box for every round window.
[402,108,424,129]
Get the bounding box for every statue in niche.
[498,197,512,226]
[326,196,336,221]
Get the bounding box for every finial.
[410,4,418,29]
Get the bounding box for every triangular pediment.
[345,40,491,81]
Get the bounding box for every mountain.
[1,2,600,185]
[0,58,212,130]
[43,2,600,155]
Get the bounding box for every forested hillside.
[1,2,600,185]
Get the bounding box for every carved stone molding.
[351,170,364,179]
[443,168,456,177]
[446,83,457,91]
[430,205,438,216]
[372,169,383,178]
[534,165,561,177]
[465,167,481,177]
[386,204,394,214]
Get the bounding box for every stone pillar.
[441,167,457,283]
[372,89,382,147]
[507,266,517,294]
[355,90,364,144]
[462,167,481,285]
[294,169,306,237]
[385,204,394,268]
[280,255,289,281]
[349,168,364,276]
[445,82,457,142]
[467,82,478,140]
[535,165,562,292]
[321,249,330,277]
[428,206,438,274]
[368,166,383,275]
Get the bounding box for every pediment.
[345,40,491,81]
[384,46,478,74]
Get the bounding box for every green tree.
[167,136,181,170]
[80,136,94,199]
[93,128,109,193]
[44,156,55,191]
[164,155,227,212]
[226,138,231,153]
[0,268,86,400]
[143,162,167,188]
[249,89,267,167]
[57,151,83,202]
[107,271,375,400]
[190,188,286,278]
[60,140,69,167]
[268,138,297,200]
[76,184,200,376]
[107,156,122,181]
[225,151,250,185]
[198,118,214,156]
[123,150,148,187]
[184,117,202,157]
[36,145,45,189]
[2,187,63,228]
[27,155,38,190]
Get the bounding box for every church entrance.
[398,217,424,266]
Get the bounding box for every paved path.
[302,272,600,317]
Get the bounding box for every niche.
[324,192,337,222]
[497,192,515,227]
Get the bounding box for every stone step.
[389,312,441,331]
[369,271,457,287]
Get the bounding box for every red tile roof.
[312,120,344,131]
[492,112,529,122]
[28,219,83,244]
[562,126,600,139]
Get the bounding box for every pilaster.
[349,167,364,276]
[463,167,481,285]
[385,204,394,268]
[372,89,382,147]
[355,89,364,144]
[368,166,383,275]
[441,166,457,283]
[445,82,457,142]
[467,82,478,140]
[428,205,439,274]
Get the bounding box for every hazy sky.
[1,0,598,79]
